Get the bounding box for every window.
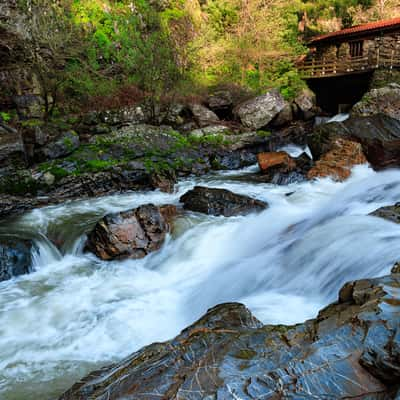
[349,40,364,57]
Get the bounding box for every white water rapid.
[1,161,400,399]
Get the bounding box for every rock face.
[307,114,400,170]
[0,238,33,282]
[59,272,400,400]
[85,204,175,260]
[233,89,286,129]
[307,138,367,181]
[352,83,400,121]
[180,186,267,216]
[370,203,400,224]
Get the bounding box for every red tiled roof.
[310,17,400,44]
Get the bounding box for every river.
[1,158,400,399]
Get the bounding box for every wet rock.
[0,194,51,220]
[308,114,400,169]
[189,103,220,128]
[307,138,366,181]
[392,263,400,274]
[150,170,176,193]
[352,84,400,121]
[345,114,400,169]
[0,237,34,282]
[257,151,312,185]
[180,186,267,217]
[85,204,174,261]
[257,151,296,173]
[59,273,400,400]
[233,89,286,130]
[370,203,400,224]
[37,131,80,160]
[212,149,257,170]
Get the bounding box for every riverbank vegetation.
[4,0,397,120]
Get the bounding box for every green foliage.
[0,112,11,122]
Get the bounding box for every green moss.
[21,119,44,128]
[257,130,271,138]
[233,349,257,360]
[84,159,118,171]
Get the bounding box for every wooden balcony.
[298,50,400,79]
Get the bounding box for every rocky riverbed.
[1,82,400,399]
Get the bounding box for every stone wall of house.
[309,32,400,66]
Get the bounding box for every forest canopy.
[13,0,400,112]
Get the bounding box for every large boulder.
[307,138,367,181]
[179,186,267,217]
[294,87,316,119]
[85,204,175,260]
[189,103,220,127]
[59,272,400,400]
[233,89,286,129]
[352,83,400,121]
[0,237,34,282]
[307,114,400,169]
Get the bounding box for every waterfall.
[0,163,399,399]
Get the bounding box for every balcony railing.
[298,49,400,78]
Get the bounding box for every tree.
[21,0,82,119]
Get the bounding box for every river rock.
[189,103,220,127]
[180,186,267,217]
[257,151,296,173]
[392,262,400,274]
[257,151,312,185]
[307,138,367,181]
[59,273,400,400]
[85,204,175,260]
[308,114,400,169]
[233,89,286,130]
[370,203,400,224]
[352,83,400,121]
[0,238,34,282]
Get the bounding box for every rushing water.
[1,160,400,399]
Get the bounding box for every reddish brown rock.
[257,151,296,173]
[307,138,367,181]
[85,204,175,261]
